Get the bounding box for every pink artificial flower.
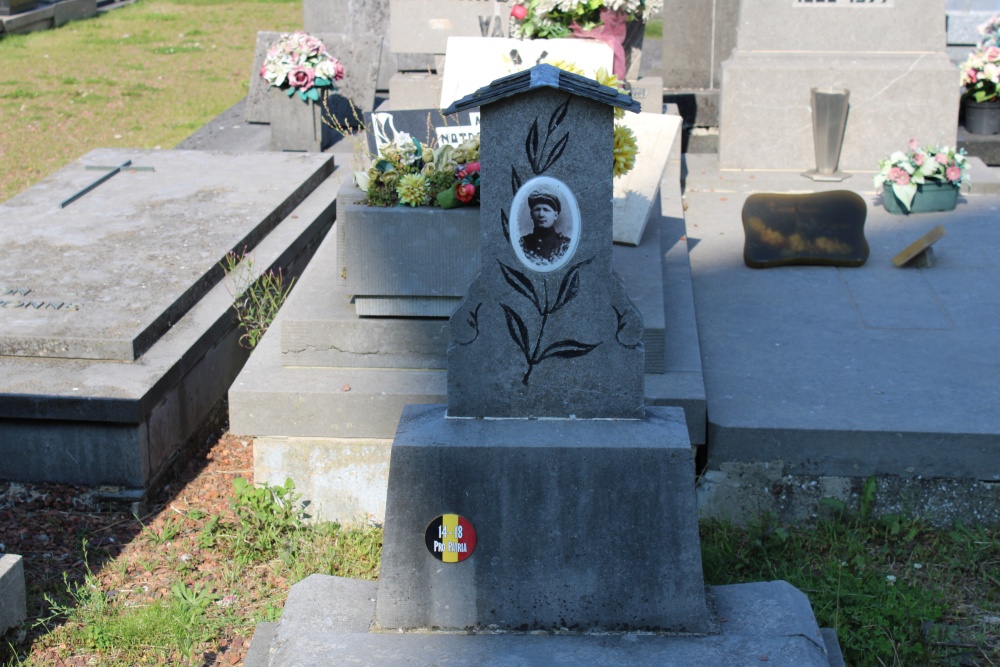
[967,68,979,82]
[987,46,1000,60]
[888,167,910,185]
[946,165,962,181]
[908,138,919,150]
[935,152,949,164]
[913,153,925,166]
[456,182,477,203]
[511,4,528,20]
[332,58,345,81]
[288,66,315,90]
[300,33,324,56]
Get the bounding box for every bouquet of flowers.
[260,32,345,102]
[510,0,660,39]
[960,46,1000,103]
[355,134,481,208]
[873,140,969,212]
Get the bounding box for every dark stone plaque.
[741,190,869,268]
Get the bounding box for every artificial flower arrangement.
[355,64,638,209]
[977,13,1000,49]
[510,0,661,40]
[355,134,482,208]
[960,45,1000,103]
[260,32,345,102]
[873,139,970,212]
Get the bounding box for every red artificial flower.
[511,4,527,20]
[456,182,477,203]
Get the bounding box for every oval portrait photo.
[510,176,581,273]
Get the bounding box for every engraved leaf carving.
[541,133,570,172]
[501,303,531,359]
[613,304,642,350]
[500,208,511,243]
[525,120,540,169]
[548,97,570,133]
[499,261,541,313]
[551,258,592,313]
[538,339,600,362]
[511,166,522,196]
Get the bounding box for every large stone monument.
[719,0,959,171]
[245,65,842,667]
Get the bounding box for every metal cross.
[59,159,155,208]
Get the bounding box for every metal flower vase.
[802,88,851,182]
[268,87,335,153]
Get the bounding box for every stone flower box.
[335,180,481,316]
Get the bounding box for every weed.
[221,250,295,349]
[141,514,183,544]
[230,477,305,565]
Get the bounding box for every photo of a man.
[520,190,571,264]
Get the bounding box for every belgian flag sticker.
[425,514,477,563]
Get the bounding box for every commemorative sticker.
[425,514,477,563]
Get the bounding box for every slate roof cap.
[442,63,642,115]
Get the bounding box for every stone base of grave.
[719,52,959,172]
[387,72,444,111]
[375,405,712,632]
[0,555,26,634]
[0,150,342,492]
[245,576,843,667]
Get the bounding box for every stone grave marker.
[741,190,870,268]
[245,31,381,126]
[390,0,513,55]
[893,224,946,267]
[719,0,959,171]
[444,65,645,419]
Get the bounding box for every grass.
[0,0,301,203]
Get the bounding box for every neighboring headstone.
[628,75,664,113]
[303,0,394,91]
[947,0,1000,45]
[719,0,959,171]
[390,0,513,55]
[661,0,739,91]
[741,191,869,268]
[0,555,25,634]
[439,37,613,108]
[246,31,381,126]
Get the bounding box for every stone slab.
[255,575,837,667]
[629,75,664,114]
[614,111,680,244]
[0,554,26,634]
[735,0,946,53]
[246,31,381,125]
[0,160,344,488]
[683,154,1000,481]
[390,0,513,54]
[375,404,712,632]
[0,149,331,361]
[661,0,739,90]
[243,621,277,667]
[719,52,960,171]
[947,9,996,43]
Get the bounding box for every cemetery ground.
[0,3,998,667]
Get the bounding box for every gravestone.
[0,555,25,634]
[302,0,394,91]
[947,0,1000,45]
[245,31,381,126]
[719,0,959,171]
[246,66,841,667]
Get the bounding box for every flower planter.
[335,181,481,316]
[882,181,960,215]
[268,87,335,152]
[962,97,1000,135]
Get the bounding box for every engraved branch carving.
[498,258,598,384]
